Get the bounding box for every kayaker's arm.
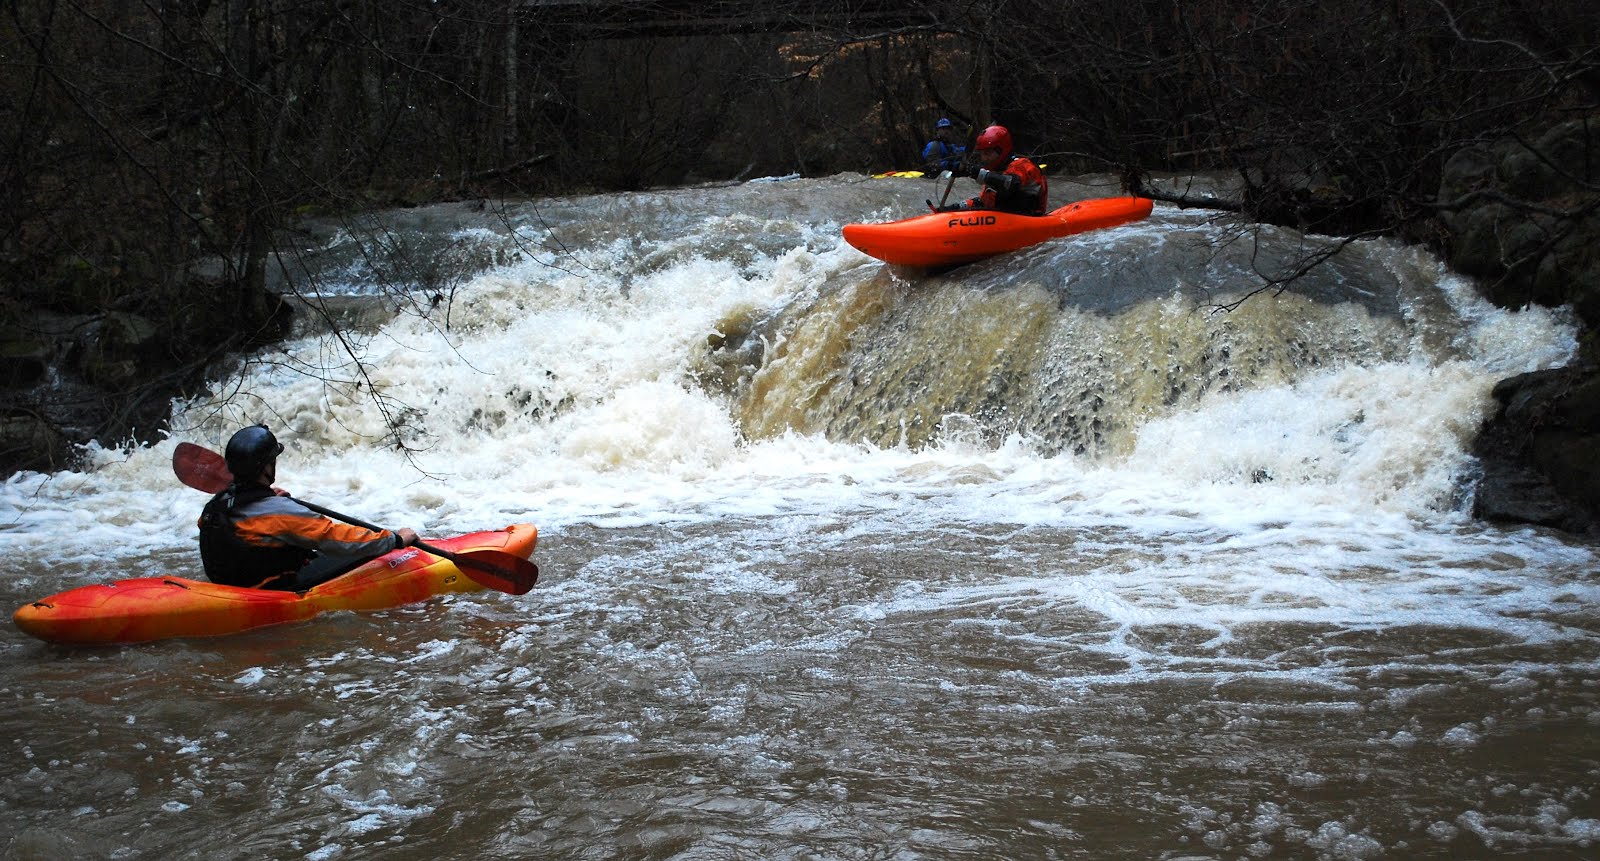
[235,495,415,557]
[978,168,1019,194]
[978,168,1045,213]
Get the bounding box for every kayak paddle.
[938,169,958,209]
[938,121,983,209]
[171,442,538,595]
[926,170,955,213]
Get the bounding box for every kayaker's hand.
[935,203,964,213]
[978,168,1019,193]
[396,528,419,547]
[271,486,290,497]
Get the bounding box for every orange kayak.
[13,524,538,645]
[842,196,1154,267]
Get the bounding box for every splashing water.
[2,175,1596,860]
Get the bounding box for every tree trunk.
[504,0,520,158]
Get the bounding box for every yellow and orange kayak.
[13,524,537,646]
[842,196,1154,267]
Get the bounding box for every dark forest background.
[3,0,1597,477]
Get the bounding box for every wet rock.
[0,276,292,477]
[73,311,162,388]
[1443,118,1600,535]
[1472,366,1600,535]
[1438,117,1600,343]
[0,333,50,388]
[0,411,71,473]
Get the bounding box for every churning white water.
[2,174,1597,860]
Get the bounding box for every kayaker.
[197,424,419,590]
[921,118,966,173]
[933,124,1048,216]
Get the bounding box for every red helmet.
[975,125,1013,164]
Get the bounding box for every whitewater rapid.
[2,173,1596,859]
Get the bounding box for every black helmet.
[224,423,283,481]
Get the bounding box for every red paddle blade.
[451,549,539,595]
[173,442,233,494]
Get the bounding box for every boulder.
[1472,366,1600,535]
[0,333,50,388]
[0,411,71,474]
[74,311,162,388]
[1443,119,1600,535]
[1438,117,1600,339]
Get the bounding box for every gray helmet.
[224,423,283,480]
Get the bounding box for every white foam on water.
[2,185,1595,861]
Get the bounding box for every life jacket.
[979,156,1048,215]
[198,484,314,588]
[923,140,965,171]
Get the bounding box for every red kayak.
[12,524,538,645]
[842,196,1154,267]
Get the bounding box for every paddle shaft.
[290,497,460,568]
[939,169,958,208]
[940,122,983,207]
[280,495,535,594]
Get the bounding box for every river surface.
[2,174,1598,860]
